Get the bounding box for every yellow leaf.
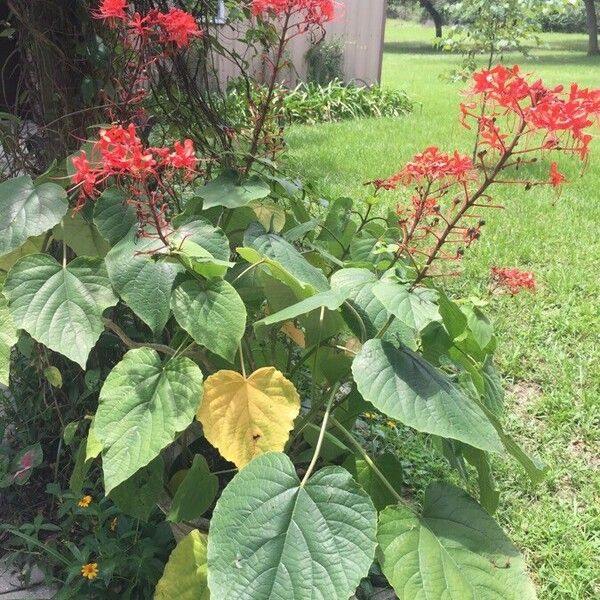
[197,367,301,468]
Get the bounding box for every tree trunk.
[419,0,443,38]
[584,0,599,55]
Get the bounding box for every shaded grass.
[285,22,600,600]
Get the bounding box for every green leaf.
[208,452,377,600]
[167,455,218,523]
[198,170,270,210]
[173,218,231,261]
[154,530,210,600]
[3,255,118,368]
[53,211,110,257]
[171,278,246,362]
[352,340,503,453]
[93,187,137,244]
[378,482,537,600]
[334,268,415,346]
[0,293,17,386]
[105,231,180,334]
[95,348,203,493]
[463,445,500,514]
[373,279,441,332]
[0,234,46,274]
[343,453,404,511]
[0,176,68,257]
[243,223,329,292]
[255,289,345,332]
[109,456,164,521]
[43,366,63,388]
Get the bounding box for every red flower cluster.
[490,267,536,294]
[463,64,600,160]
[549,162,566,187]
[94,1,203,48]
[71,124,197,201]
[249,0,338,25]
[377,146,475,189]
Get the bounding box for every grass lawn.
[285,22,600,600]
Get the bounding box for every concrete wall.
[212,0,387,87]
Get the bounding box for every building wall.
[213,0,387,88]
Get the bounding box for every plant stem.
[300,382,340,486]
[330,416,411,508]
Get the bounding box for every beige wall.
[213,0,387,88]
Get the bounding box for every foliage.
[226,79,414,126]
[306,37,345,84]
[440,0,570,76]
[1,2,600,599]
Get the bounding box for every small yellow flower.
[81,563,99,580]
[78,495,92,508]
[364,412,377,420]
[110,517,118,531]
[386,420,397,429]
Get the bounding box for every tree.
[420,0,444,37]
[583,0,599,54]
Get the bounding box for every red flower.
[549,162,566,187]
[250,0,338,25]
[155,8,203,48]
[389,146,475,186]
[71,152,98,196]
[164,139,197,170]
[93,0,128,23]
[490,267,536,294]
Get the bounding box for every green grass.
[285,22,600,600]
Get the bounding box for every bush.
[306,37,345,84]
[226,79,414,126]
[540,3,587,33]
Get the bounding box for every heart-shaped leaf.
[105,231,180,334]
[95,347,203,493]
[378,482,537,600]
[197,368,300,468]
[155,530,210,600]
[3,255,118,368]
[207,452,377,600]
[352,339,503,453]
[171,278,246,362]
[0,176,68,257]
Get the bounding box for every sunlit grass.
[285,22,600,600]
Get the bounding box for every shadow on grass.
[383,41,440,55]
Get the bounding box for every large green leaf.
[109,456,164,521]
[171,278,246,362]
[198,170,270,210]
[93,187,137,244]
[167,454,218,523]
[105,231,180,334]
[3,255,118,368]
[208,452,377,600]
[373,279,441,333]
[155,530,210,600]
[352,340,503,453]
[334,268,415,346]
[95,348,203,493]
[0,176,68,257]
[378,482,537,600]
[0,293,17,386]
[243,223,329,292]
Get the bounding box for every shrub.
[306,37,345,84]
[1,1,600,599]
[226,79,414,126]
